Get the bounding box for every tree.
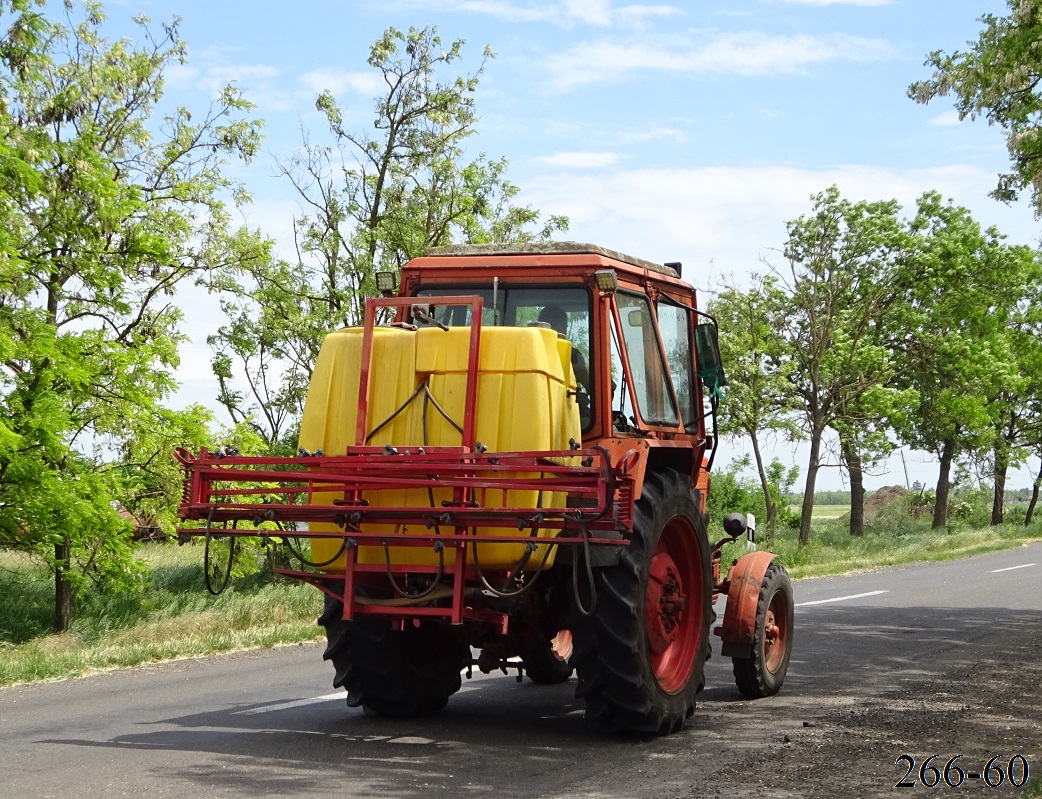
[769,187,908,543]
[709,274,801,545]
[909,1,1042,216]
[0,0,261,630]
[910,5,1042,526]
[211,26,567,446]
[987,278,1042,524]
[891,193,1035,528]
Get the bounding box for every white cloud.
[522,163,1039,279]
[929,110,963,127]
[564,0,614,25]
[778,0,892,5]
[299,70,386,98]
[536,151,621,168]
[545,32,894,90]
[166,58,294,112]
[618,126,688,144]
[393,0,683,28]
[206,64,279,86]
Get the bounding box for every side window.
[656,300,696,428]
[610,326,637,427]
[616,292,678,425]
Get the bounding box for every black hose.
[469,534,557,598]
[203,508,235,596]
[366,378,430,444]
[381,534,446,600]
[280,523,347,568]
[570,523,598,617]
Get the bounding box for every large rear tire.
[732,562,793,698]
[572,469,713,734]
[319,595,468,716]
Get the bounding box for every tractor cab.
[396,242,726,473]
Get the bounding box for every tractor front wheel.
[319,595,468,716]
[732,562,794,698]
[523,629,574,684]
[572,469,712,734]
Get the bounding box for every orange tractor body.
[176,243,793,733]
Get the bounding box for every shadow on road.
[36,605,1042,799]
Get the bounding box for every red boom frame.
[175,445,631,626]
[176,294,637,628]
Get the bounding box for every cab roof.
[420,241,681,280]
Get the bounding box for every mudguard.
[715,550,777,658]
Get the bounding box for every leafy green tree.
[910,4,1042,525]
[1026,458,1042,525]
[0,0,261,630]
[706,456,799,540]
[770,187,908,543]
[986,279,1042,524]
[909,1,1042,215]
[211,26,567,446]
[892,193,1035,528]
[709,274,801,545]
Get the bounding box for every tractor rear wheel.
[522,629,574,684]
[319,595,468,716]
[732,562,793,698]
[572,469,712,734]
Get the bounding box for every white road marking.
[990,563,1036,573]
[233,692,344,715]
[796,589,888,607]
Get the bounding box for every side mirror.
[694,322,727,390]
[722,512,747,538]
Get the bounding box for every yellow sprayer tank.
[298,324,581,570]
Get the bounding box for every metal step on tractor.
[175,242,794,734]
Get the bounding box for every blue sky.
[103,0,1038,490]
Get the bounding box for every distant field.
[809,504,849,520]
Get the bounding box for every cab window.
[615,292,678,426]
[416,285,594,430]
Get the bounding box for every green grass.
[0,544,322,687]
[3,509,1042,687]
[752,511,1042,580]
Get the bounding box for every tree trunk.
[750,434,778,548]
[53,536,75,633]
[932,440,954,529]
[1025,459,1042,526]
[991,440,1009,526]
[842,439,865,537]
[799,433,822,545]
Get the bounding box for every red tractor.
[176,242,793,734]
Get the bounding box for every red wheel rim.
[550,629,573,662]
[643,516,703,694]
[762,590,789,673]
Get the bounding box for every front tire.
[732,562,793,698]
[319,595,468,716]
[572,469,713,734]
[522,629,574,684]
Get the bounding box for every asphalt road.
[1,542,1039,799]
